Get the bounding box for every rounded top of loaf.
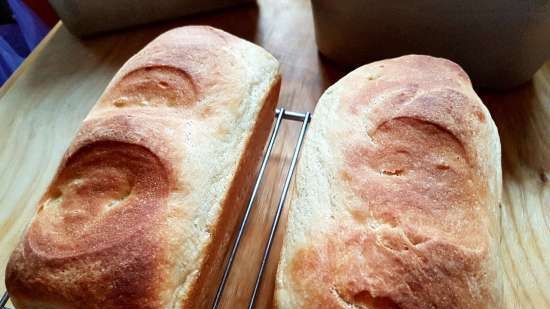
[6,25,280,309]
[276,55,501,309]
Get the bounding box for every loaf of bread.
[6,26,280,309]
[275,55,501,308]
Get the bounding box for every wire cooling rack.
[0,108,311,309]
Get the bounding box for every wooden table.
[0,1,548,308]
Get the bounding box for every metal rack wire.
[0,292,8,309]
[0,108,311,309]
[212,108,311,309]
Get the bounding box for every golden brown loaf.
[275,55,501,309]
[6,25,281,309]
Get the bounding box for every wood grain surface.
[0,1,548,308]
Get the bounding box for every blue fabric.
[8,0,49,49]
[0,23,29,55]
[0,35,24,82]
[0,0,49,85]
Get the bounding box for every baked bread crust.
[6,25,280,309]
[276,55,501,309]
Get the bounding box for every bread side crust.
[181,77,280,309]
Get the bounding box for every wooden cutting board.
[0,1,548,308]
